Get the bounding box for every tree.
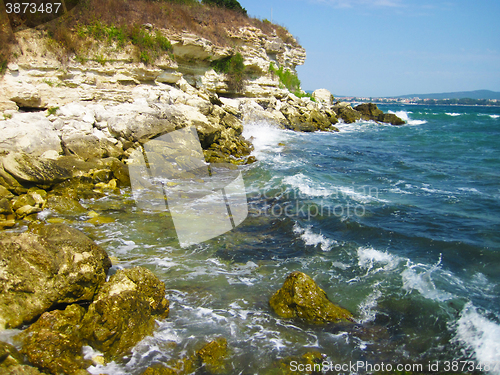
[202,0,247,15]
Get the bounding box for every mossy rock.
[45,193,88,215]
[378,113,406,125]
[0,341,24,368]
[19,304,90,375]
[0,364,44,374]
[1,153,72,185]
[264,351,324,375]
[269,271,354,324]
[334,106,362,124]
[141,337,229,375]
[195,337,229,374]
[354,103,384,120]
[81,267,169,360]
[0,224,111,329]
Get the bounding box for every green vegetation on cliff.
[0,0,290,69]
[202,0,247,15]
[211,52,246,92]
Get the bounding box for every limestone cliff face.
[0,25,306,110]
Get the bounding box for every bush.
[211,52,245,92]
[269,62,301,93]
[202,0,247,15]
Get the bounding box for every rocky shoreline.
[1,23,404,375]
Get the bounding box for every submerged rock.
[264,351,325,375]
[0,224,111,329]
[81,267,170,360]
[269,271,353,324]
[142,337,229,375]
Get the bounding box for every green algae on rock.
[141,337,229,375]
[81,267,170,360]
[269,271,354,324]
[0,224,111,330]
[19,304,90,375]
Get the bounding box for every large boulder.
[81,267,169,360]
[312,89,334,107]
[19,304,90,375]
[354,103,405,125]
[269,271,353,324]
[354,103,384,120]
[0,224,112,329]
[1,153,72,185]
[333,105,362,124]
[378,112,406,125]
[0,113,63,156]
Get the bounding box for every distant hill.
[398,90,500,100]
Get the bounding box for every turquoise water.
[66,105,500,374]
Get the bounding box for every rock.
[1,152,72,185]
[0,186,14,200]
[333,106,362,124]
[264,351,324,375]
[0,113,63,156]
[19,304,90,375]
[195,337,229,374]
[0,341,24,368]
[354,103,383,120]
[0,224,111,329]
[141,337,228,375]
[353,103,405,125]
[8,84,45,108]
[269,271,353,324]
[312,89,334,106]
[45,193,87,215]
[62,132,123,161]
[0,365,44,374]
[378,112,406,125]
[81,267,169,360]
[11,188,47,218]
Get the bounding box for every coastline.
[0,11,409,375]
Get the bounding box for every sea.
[33,105,500,373]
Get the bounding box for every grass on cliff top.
[0,0,300,70]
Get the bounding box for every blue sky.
[243,0,500,97]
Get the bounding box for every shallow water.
[41,104,500,374]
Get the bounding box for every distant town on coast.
[333,89,500,106]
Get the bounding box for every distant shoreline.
[339,100,500,108]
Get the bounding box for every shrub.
[211,52,246,92]
[269,62,301,93]
[202,0,247,15]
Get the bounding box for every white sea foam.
[337,186,389,203]
[242,121,290,158]
[283,173,332,197]
[401,256,454,302]
[490,115,500,119]
[357,247,401,273]
[388,110,427,125]
[357,287,382,323]
[446,112,461,116]
[455,303,500,375]
[293,222,336,251]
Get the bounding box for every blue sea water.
[45,105,500,374]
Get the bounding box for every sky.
[242,0,500,97]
